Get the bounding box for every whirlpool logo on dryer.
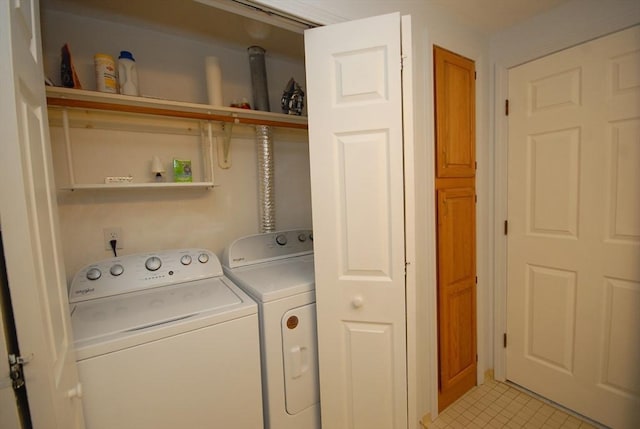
[75,287,95,296]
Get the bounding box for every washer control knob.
[180,255,192,265]
[86,267,101,281]
[110,264,124,277]
[275,234,288,246]
[198,253,209,264]
[309,233,313,241]
[298,233,307,242]
[145,256,162,271]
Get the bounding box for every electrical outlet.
[103,227,123,250]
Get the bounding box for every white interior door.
[0,1,84,428]
[507,26,640,429]
[305,12,408,429]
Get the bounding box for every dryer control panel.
[69,248,222,303]
[222,229,313,269]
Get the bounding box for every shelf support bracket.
[61,108,77,188]
[217,121,233,169]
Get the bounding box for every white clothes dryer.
[222,229,320,429]
[68,249,263,429]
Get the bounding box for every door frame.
[0,247,22,429]
[491,21,640,382]
[493,62,509,381]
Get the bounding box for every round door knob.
[352,296,364,308]
[86,268,101,281]
[198,253,209,264]
[110,264,124,276]
[180,255,192,265]
[66,383,83,399]
[145,256,162,271]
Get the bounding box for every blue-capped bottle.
[118,51,139,96]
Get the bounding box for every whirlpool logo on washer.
[75,287,95,296]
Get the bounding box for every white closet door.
[0,1,84,427]
[507,26,640,429]
[305,12,408,429]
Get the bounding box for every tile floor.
[426,378,603,429]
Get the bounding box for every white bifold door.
[507,26,640,429]
[0,0,85,428]
[305,12,410,429]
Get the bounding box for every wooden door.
[434,47,476,178]
[436,185,476,409]
[434,46,477,411]
[305,12,409,429]
[0,1,85,427]
[507,26,640,429]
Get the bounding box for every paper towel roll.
[205,56,223,106]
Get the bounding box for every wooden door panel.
[437,187,476,410]
[434,46,475,178]
[434,43,477,412]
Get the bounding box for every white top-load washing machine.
[222,229,320,429]
[68,248,263,429]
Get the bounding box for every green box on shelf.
[173,159,192,182]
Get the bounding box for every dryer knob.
[180,255,192,265]
[298,233,307,242]
[86,268,101,281]
[145,256,162,271]
[110,264,124,276]
[198,253,209,264]
[275,234,288,246]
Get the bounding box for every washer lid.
[69,276,254,348]
[224,254,315,303]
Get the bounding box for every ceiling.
[432,0,571,35]
[41,0,572,61]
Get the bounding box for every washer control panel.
[222,229,313,269]
[69,248,222,303]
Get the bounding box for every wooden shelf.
[46,87,308,130]
[60,182,217,191]
[46,87,307,191]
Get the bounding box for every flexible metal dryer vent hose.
[256,125,275,233]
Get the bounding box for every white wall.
[41,9,307,109]
[490,0,640,68]
[489,0,640,380]
[41,9,311,279]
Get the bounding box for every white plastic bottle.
[118,51,139,96]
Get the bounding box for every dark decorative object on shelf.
[281,77,305,116]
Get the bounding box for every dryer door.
[281,303,320,414]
